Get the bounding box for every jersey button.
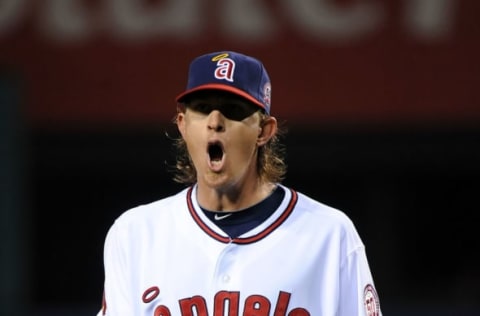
[222,275,231,283]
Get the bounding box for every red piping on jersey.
[186,186,298,244]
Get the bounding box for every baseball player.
[97,51,382,316]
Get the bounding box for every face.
[177,91,275,191]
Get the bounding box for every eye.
[187,101,258,121]
[189,103,213,114]
[221,103,257,121]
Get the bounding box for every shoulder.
[100,187,193,262]
[110,186,190,231]
[287,186,353,226]
[282,185,364,248]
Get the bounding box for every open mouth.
[208,142,224,162]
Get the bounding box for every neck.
[196,180,276,212]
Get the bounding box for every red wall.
[1,0,479,126]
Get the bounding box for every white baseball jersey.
[98,184,382,316]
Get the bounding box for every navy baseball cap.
[176,51,272,114]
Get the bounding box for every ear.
[257,116,277,146]
[176,112,186,138]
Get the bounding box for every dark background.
[1,1,480,315]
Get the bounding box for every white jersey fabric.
[98,184,382,316]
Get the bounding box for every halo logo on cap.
[175,51,272,114]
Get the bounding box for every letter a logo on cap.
[176,51,271,114]
[213,53,235,82]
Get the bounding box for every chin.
[202,173,233,190]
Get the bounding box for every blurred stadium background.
[1,1,479,315]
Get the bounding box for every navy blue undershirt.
[201,186,285,238]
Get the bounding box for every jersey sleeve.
[338,233,382,316]
[98,220,135,316]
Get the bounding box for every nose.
[207,110,225,132]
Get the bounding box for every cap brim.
[175,83,266,112]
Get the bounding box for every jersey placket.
[212,240,239,289]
